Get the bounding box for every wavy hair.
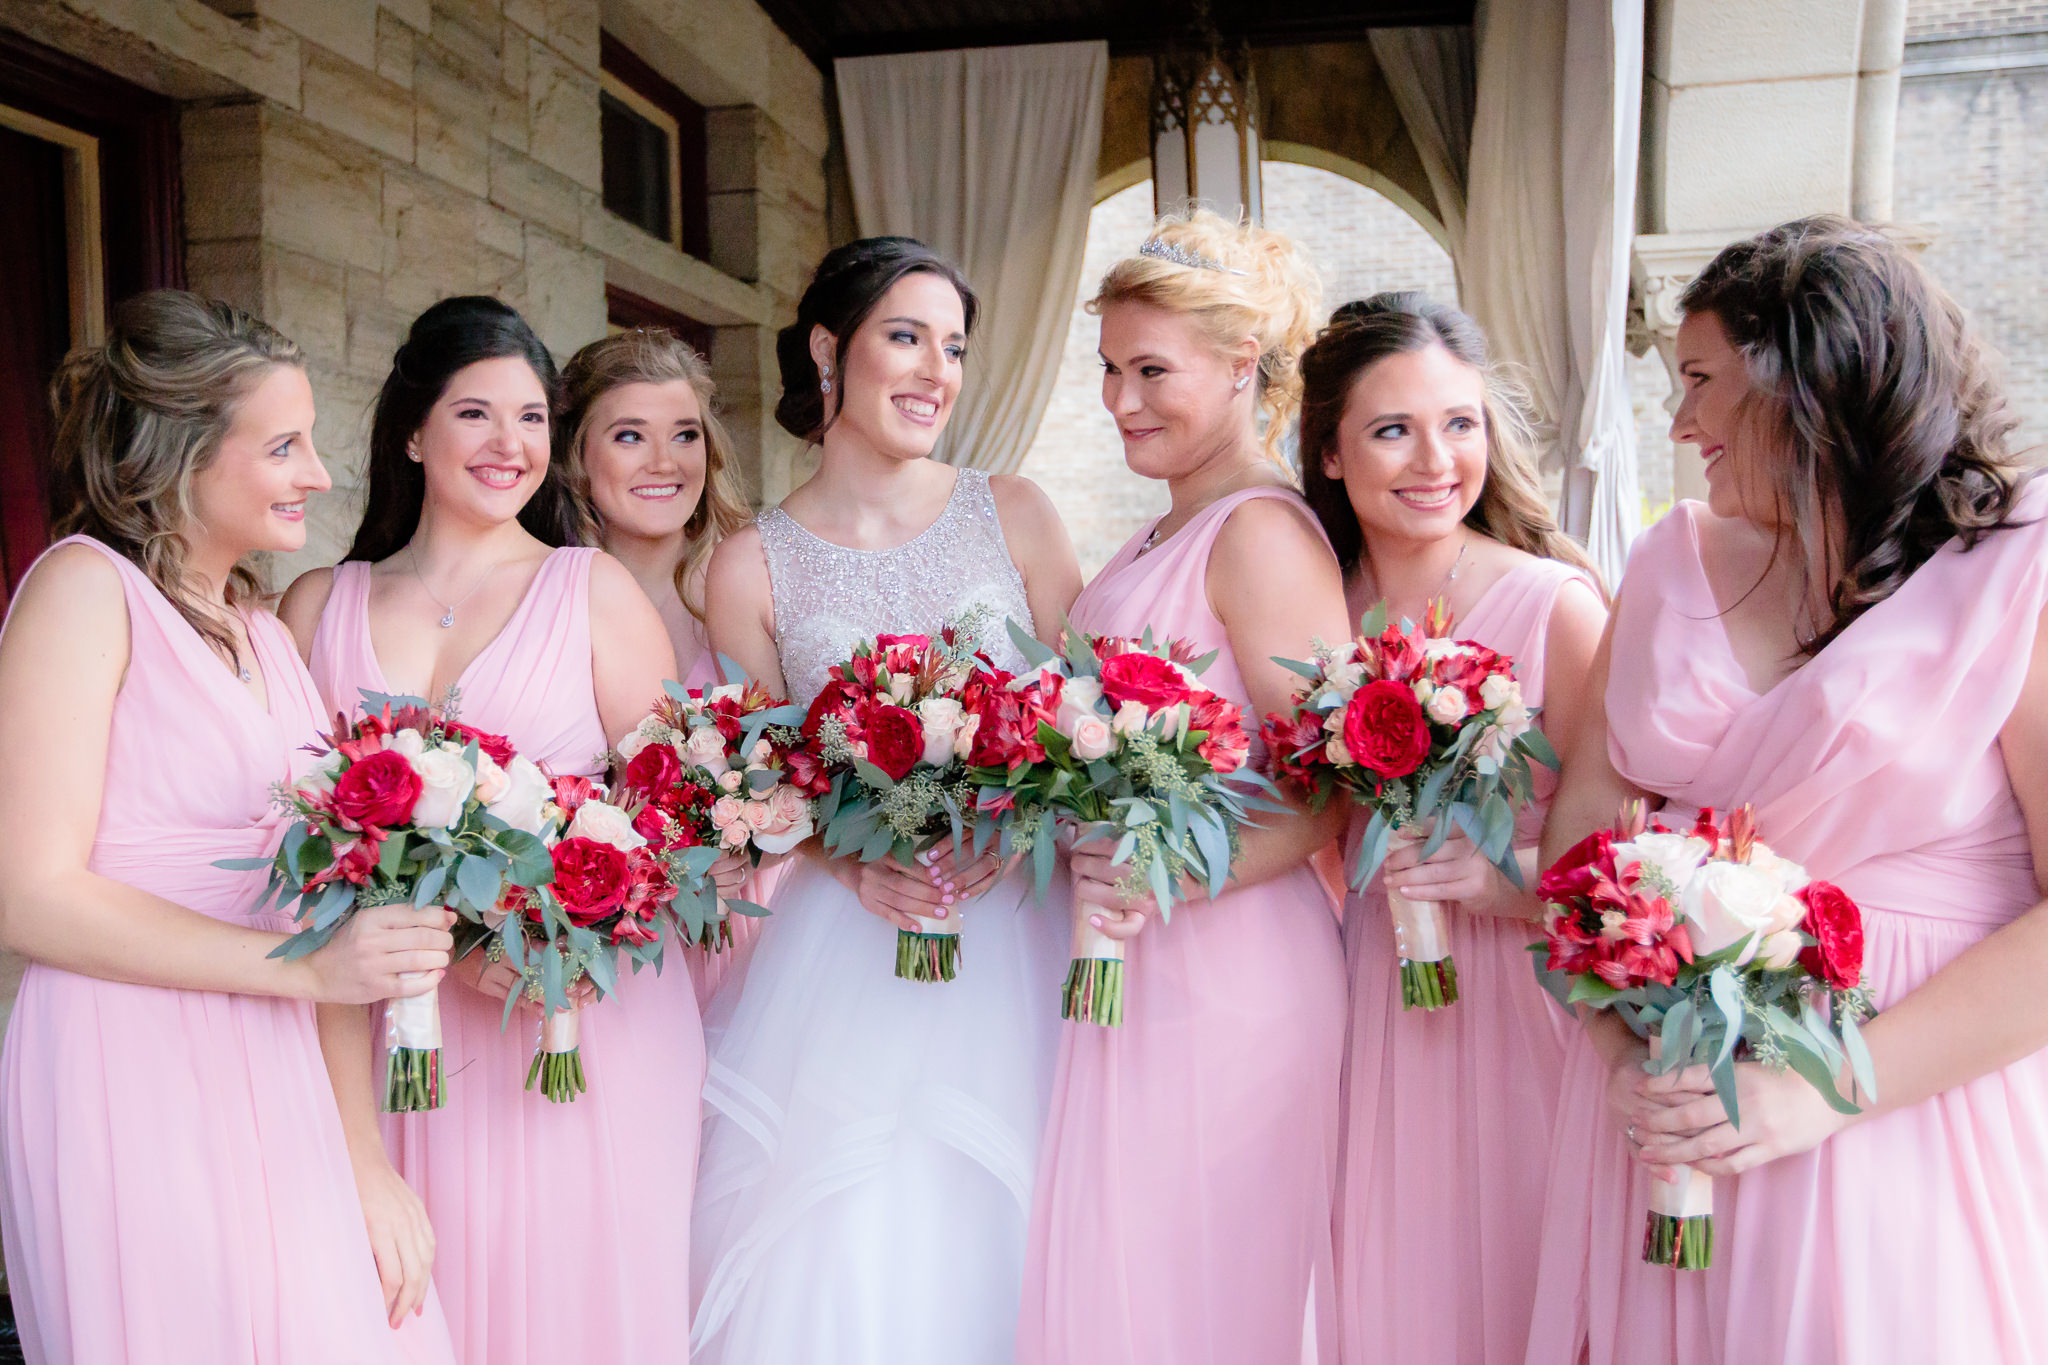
[47,289,304,668]
[1299,291,1602,589]
[555,328,752,622]
[1680,215,2028,654]
[1088,208,1322,463]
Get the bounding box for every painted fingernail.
[934,906,948,918]
[943,881,957,892]
[942,895,955,906]
[1090,915,1104,927]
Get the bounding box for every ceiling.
[754,0,1476,67]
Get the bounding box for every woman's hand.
[708,851,750,900]
[1384,825,1525,918]
[449,945,595,1015]
[351,1152,436,1327]
[831,844,1009,932]
[1070,847,1201,943]
[1630,1060,1859,1177]
[304,905,455,1005]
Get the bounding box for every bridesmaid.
[1297,293,1605,1365]
[278,296,683,1365]
[1527,216,2048,1363]
[1018,210,1352,1365]
[552,327,757,1005]
[0,292,456,1361]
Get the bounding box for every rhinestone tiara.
[1138,237,1249,275]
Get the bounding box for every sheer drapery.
[1379,3,1644,586]
[835,42,1108,475]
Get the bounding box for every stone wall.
[3,0,829,582]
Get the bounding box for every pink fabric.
[1018,488,1348,1365]
[0,537,455,1364]
[309,550,705,1365]
[1335,557,1592,1365]
[1526,492,2048,1365]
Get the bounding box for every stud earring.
[1233,375,1249,391]
[407,446,421,462]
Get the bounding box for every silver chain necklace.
[407,544,493,629]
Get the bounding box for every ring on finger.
[1626,1123,1639,1147]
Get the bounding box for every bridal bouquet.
[1262,600,1554,1011]
[488,776,676,1103]
[226,694,555,1112]
[973,624,1272,1027]
[1536,803,1875,1268]
[616,675,812,955]
[804,626,1026,983]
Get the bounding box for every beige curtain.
[1381,2,1644,586]
[835,42,1108,474]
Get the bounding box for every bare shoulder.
[586,551,664,627]
[276,565,337,654]
[988,472,1061,525]
[0,542,129,684]
[13,540,125,612]
[707,522,772,595]
[1212,491,1331,567]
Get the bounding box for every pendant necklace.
[408,544,492,629]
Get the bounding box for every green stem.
[525,1045,587,1103]
[895,929,960,983]
[1642,1212,1715,1269]
[382,1046,444,1113]
[1399,955,1459,1011]
[1061,955,1124,1026]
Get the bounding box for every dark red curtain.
[0,124,68,615]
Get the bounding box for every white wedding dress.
[689,467,1069,1363]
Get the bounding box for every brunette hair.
[774,237,979,443]
[1680,215,2028,653]
[555,328,752,621]
[1089,208,1321,462]
[346,296,565,562]
[1299,291,1601,587]
[48,289,304,667]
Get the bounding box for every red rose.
[859,701,921,781]
[1797,880,1865,990]
[803,678,863,738]
[1538,829,1616,905]
[1340,680,1430,779]
[550,836,631,925]
[1098,652,1194,711]
[440,720,515,767]
[330,749,421,829]
[623,742,684,798]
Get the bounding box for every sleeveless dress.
[1017,487,1349,1365]
[1334,557,1594,1365]
[689,466,1070,1364]
[309,548,705,1365]
[1524,491,2048,1365]
[0,536,456,1364]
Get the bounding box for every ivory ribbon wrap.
[1647,1029,1713,1215]
[541,1005,581,1055]
[1071,916,1125,964]
[908,912,961,938]
[387,974,443,1049]
[1388,887,1451,963]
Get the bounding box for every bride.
[689,236,1083,1362]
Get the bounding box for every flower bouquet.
[1262,600,1554,1011]
[1536,803,1875,1268]
[487,776,677,1102]
[804,626,1020,983]
[225,693,556,1112]
[974,623,1274,1027]
[615,673,812,954]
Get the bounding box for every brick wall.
[1893,0,2048,457]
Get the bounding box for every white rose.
[1007,661,1064,693]
[300,749,346,798]
[1477,726,1512,764]
[472,750,509,805]
[486,755,552,835]
[1324,733,1352,767]
[951,711,982,761]
[1612,831,1712,894]
[408,746,476,829]
[1423,639,1471,660]
[1496,699,1532,736]
[1111,699,1150,737]
[567,799,647,852]
[1412,680,1435,706]
[1055,676,1105,734]
[917,697,965,767]
[682,725,729,776]
[1325,660,1366,694]
[748,738,774,767]
[1480,674,1519,712]
[886,673,916,705]
[616,726,655,762]
[1680,859,1787,963]
[1157,702,1187,741]
[717,769,743,793]
[1069,715,1114,762]
[708,683,745,704]
[1747,846,1811,896]
[1424,685,1469,725]
[1170,661,1203,691]
[389,728,426,760]
[1757,928,1804,971]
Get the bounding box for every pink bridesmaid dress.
[0,537,455,1364]
[1336,557,1594,1365]
[1525,489,2048,1365]
[309,548,704,1365]
[673,626,765,1009]
[1018,487,1349,1365]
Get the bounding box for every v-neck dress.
[1334,556,1597,1365]
[310,550,705,1365]
[0,536,456,1364]
[1527,491,2048,1365]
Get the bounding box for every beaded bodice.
[756,466,1036,707]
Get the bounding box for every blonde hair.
[555,328,752,623]
[1299,292,1605,592]
[1088,208,1322,462]
[48,290,304,668]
